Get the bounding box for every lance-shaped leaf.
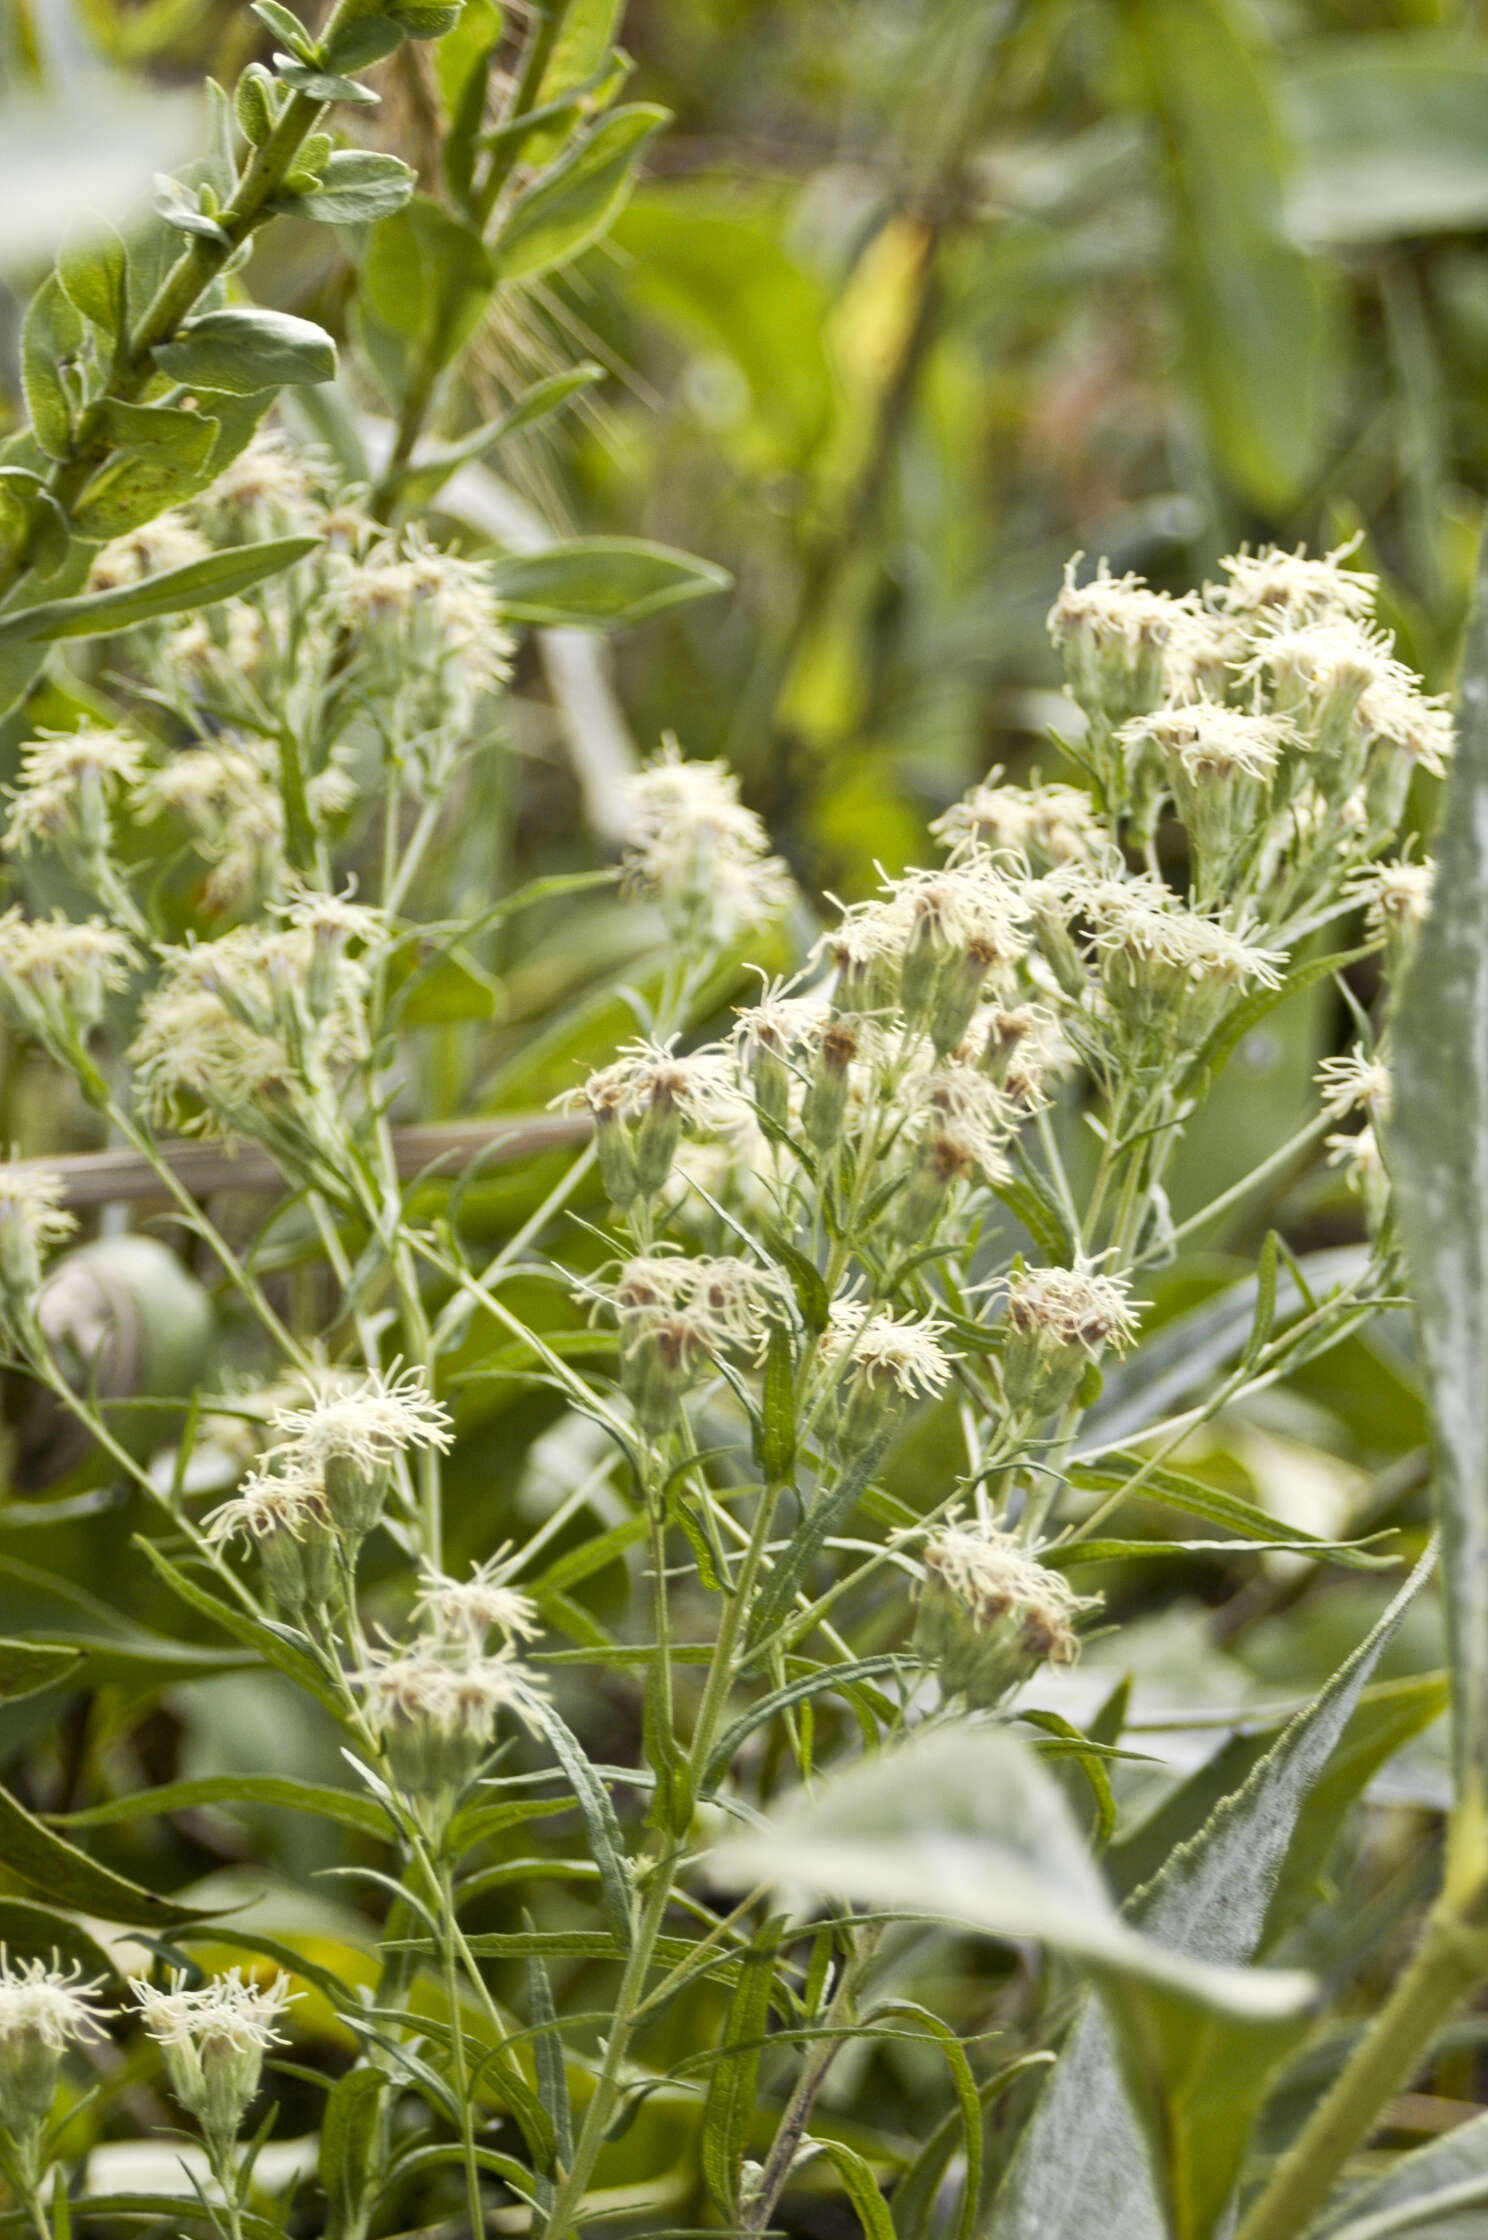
[1314,2106,1488,2238]
[0,535,321,647]
[1393,527,1488,1859]
[488,537,730,627]
[710,1724,1313,2024]
[989,1551,1432,2240]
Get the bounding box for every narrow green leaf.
[0,1639,83,1701]
[497,104,667,284]
[530,1701,633,1946]
[134,1538,346,1718]
[756,1323,797,1484]
[488,536,731,627]
[702,1931,780,2218]
[527,1944,571,2236]
[1066,1455,1398,1570]
[1177,948,1367,1103]
[812,2138,896,2240]
[250,0,316,57]
[1124,0,1326,508]
[763,1229,831,1335]
[706,1655,907,1784]
[154,306,337,395]
[746,1434,895,1651]
[1393,528,1488,1857]
[0,535,320,647]
[319,2065,387,2233]
[51,1773,388,1839]
[0,1776,212,1925]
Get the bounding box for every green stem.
[1232,1892,1488,2240]
[742,1923,883,2233]
[437,1857,487,2240]
[0,0,386,602]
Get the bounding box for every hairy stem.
[1232,1890,1488,2240]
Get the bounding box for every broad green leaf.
[1287,46,1488,245]
[22,274,84,461]
[1124,0,1326,508]
[488,536,730,626]
[710,1724,1313,2022]
[702,1931,780,2218]
[274,58,381,105]
[154,307,337,395]
[497,104,668,284]
[0,535,321,647]
[0,1774,213,1925]
[990,1552,1431,2240]
[289,148,417,224]
[1393,528,1488,1862]
[360,196,495,377]
[1315,2108,1488,2238]
[0,1639,83,1701]
[57,220,128,338]
[73,410,220,538]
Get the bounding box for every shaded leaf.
[497,104,667,284]
[0,535,321,647]
[488,536,730,627]
[154,308,337,395]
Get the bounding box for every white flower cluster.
[619,742,793,947]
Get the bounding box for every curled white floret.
[929,777,1105,868]
[1003,1261,1139,1353]
[1316,1050,1393,1120]
[271,1366,453,1472]
[1047,557,1196,652]
[412,1555,540,1647]
[204,1457,330,1547]
[1124,699,1291,782]
[0,1949,109,2051]
[564,1037,738,1126]
[131,1967,295,2054]
[1084,880,1285,989]
[1216,541,1376,625]
[0,1161,76,1253]
[828,1297,956,1395]
[3,728,145,856]
[620,743,791,941]
[1350,856,1434,937]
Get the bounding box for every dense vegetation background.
[1,0,1487,2231]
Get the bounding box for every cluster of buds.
[128,900,379,1153]
[821,1296,956,1458]
[1000,1261,1138,1417]
[208,1367,453,1609]
[592,1252,779,1438]
[131,1968,295,2159]
[0,1951,108,2181]
[2,727,143,883]
[619,742,792,949]
[914,1525,1095,1709]
[336,525,514,754]
[356,1638,546,1830]
[567,1039,736,1210]
[0,1163,76,1344]
[929,774,1104,873]
[0,910,137,1049]
[890,1062,1017,1240]
[133,743,351,918]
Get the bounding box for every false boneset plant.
[0,459,1460,2240]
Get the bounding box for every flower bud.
[132,1970,295,2157]
[914,1526,1093,1709]
[802,1020,860,1151]
[1001,1263,1137,1418]
[621,1309,710,1438]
